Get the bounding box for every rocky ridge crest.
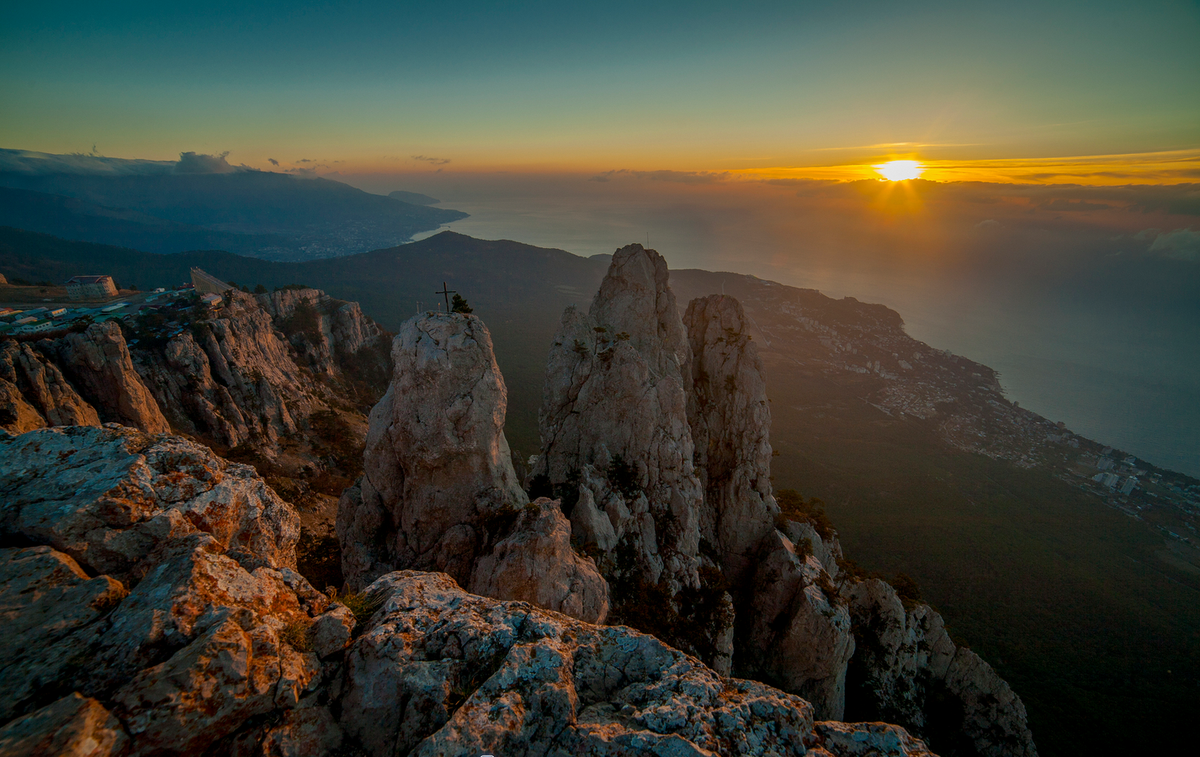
[0,423,937,756]
[526,245,1036,756]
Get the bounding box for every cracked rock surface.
[339,312,607,622]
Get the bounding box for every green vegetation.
[774,488,834,539]
[280,299,322,341]
[607,454,641,500]
[767,366,1200,756]
[605,536,733,669]
[279,619,313,652]
[451,292,473,313]
[340,589,386,626]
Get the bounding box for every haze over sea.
[345,171,1200,478]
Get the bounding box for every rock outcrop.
[684,293,778,580]
[0,339,101,430]
[340,570,932,757]
[0,425,300,579]
[338,312,608,622]
[41,322,170,434]
[259,287,389,382]
[529,244,1036,754]
[0,425,936,757]
[533,244,704,597]
[846,578,1038,757]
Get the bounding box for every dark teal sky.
[2,1,1197,173]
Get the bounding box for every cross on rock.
[436,281,456,313]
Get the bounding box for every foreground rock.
[0,424,936,756]
[0,425,300,579]
[340,570,933,757]
[338,312,608,622]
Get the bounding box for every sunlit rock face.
[534,244,704,594]
[0,425,331,754]
[0,425,300,578]
[41,321,170,434]
[0,340,100,432]
[338,311,607,622]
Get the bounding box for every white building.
[66,275,118,300]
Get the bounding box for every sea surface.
[387,175,1199,478]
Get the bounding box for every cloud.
[976,219,1001,230]
[285,166,319,177]
[174,151,237,174]
[267,158,279,166]
[591,169,729,185]
[412,155,451,166]
[1038,199,1111,212]
[1146,228,1200,262]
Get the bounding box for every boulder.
[468,497,609,624]
[0,425,300,579]
[0,693,128,757]
[743,530,855,720]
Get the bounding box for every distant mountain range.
[0,148,466,260]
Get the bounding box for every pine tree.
[451,293,473,313]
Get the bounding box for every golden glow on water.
[874,160,924,181]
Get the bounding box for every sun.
[874,160,924,181]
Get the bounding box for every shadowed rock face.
[338,312,608,623]
[0,425,937,757]
[684,294,778,582]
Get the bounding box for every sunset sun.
[875,160,924,181]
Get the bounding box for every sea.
[369,173,1200,479]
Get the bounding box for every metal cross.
[436,282,456,313]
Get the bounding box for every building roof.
[67,275,114,285]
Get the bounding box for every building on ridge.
[190,267,234,295]
[66,275,118,300]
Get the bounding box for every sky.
[2,1,1199,473]
[2,1,1198,181]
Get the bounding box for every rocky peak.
[590,243,692,381]
[534,245,704,597]
[338,311,607,622]
[684,293,778,581]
